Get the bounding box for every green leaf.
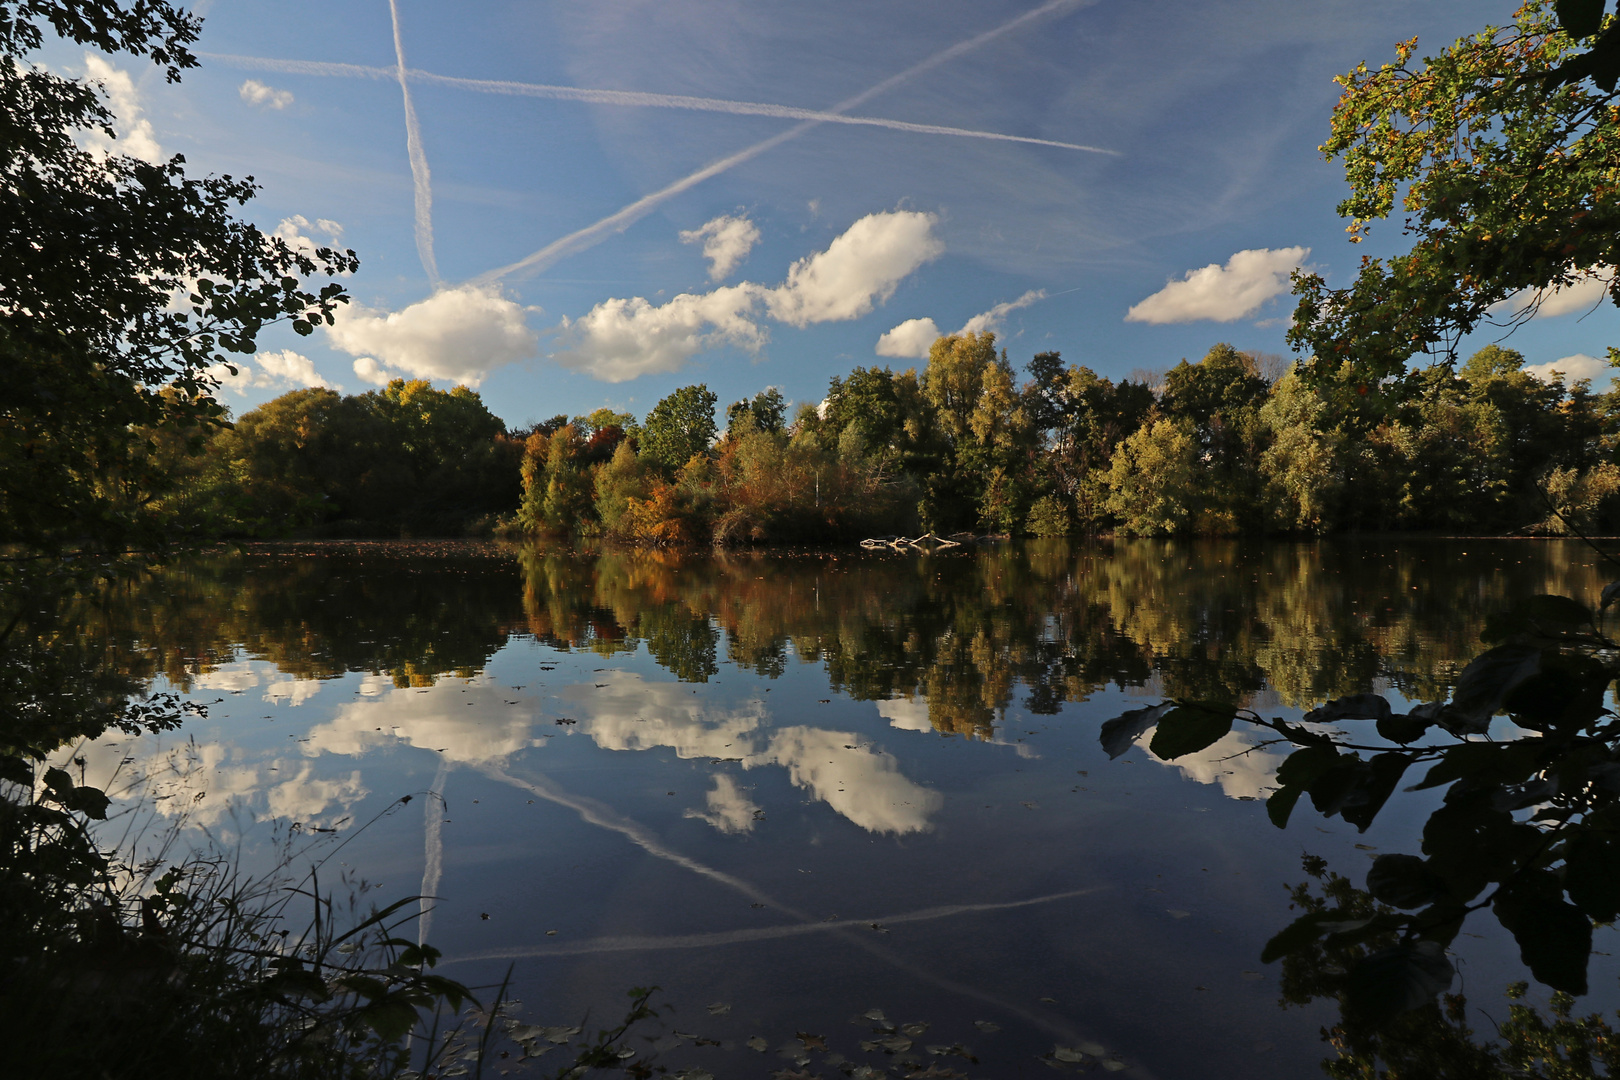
[1366,854,1445,909]
[1557,0,1607,40]
[1342,941,1455,1024]
[1149,704,1236,760]
[1494,870,1592,994]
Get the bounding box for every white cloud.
[1126,247,1309,324]
[552,285,765,383]
[877,288,1047,359]
[683,773,760,834]
[764,211,943,327]
[553,210,941,382]
[680,213,760,282]
[960,289,1046,335]
[271,215,346,262]
[265,678,323,707]
[1526,353,1615,388]
[875,317,943,360]
[1494,269,1614,320]
[876,696,935,733]
[352,357,392,386]
[207,349,332,396]
[239,78,294,110]
[326,284,538,387]
[81,54,163,163]
[306,679,548,766]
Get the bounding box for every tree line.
[169,333,1617,543]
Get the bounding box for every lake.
[69,538,1617,1078]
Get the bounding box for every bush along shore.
[117,335,1620,546]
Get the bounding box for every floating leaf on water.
[901,1022,929,1037]
[858,1040,881,1052]
[973,1020,1001,1034]
[707,1001,731,1015]
[1101,1059,1127,1072]
[539,1025,580,1044]
[747,1036,769,1052]
[797,1031,828,1051]
[879,1036,913,1053]
[1167,909,1190,919]
[1240,970,1264,980]
[1077,1041,1108,1057]
[1052,1046,1085,1063]
[1039,996,1058,1004]
[851,1067,884,1080]
[862,1008,888,1022]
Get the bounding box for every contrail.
[388,0,439,286]
[476,763,1118,1056]
[473,0,1092,284]
[201,53,1113,155]
[417,759,449,946]
[445,886,1104,961]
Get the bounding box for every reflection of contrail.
[474,0,1092,284]
[478,763,1109,1055]
[388,0,438,286]
[447,886,1102,961]
[418,760,450,946]
[201,54,1113,155]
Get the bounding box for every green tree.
[640,384,718,472]
[724,388,787,437]
[1289,2,1620,383]
[1103,419,1201,535]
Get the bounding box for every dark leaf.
[1276,744,1343,789]
[1602,580,1620,611]
[42,766,74,795]
[1423,794,1541,901]
[1377,711,1435,744]
[1366,854,1445,909]
[1483,595,1593,643]
[1304,693,1392,723]
[355,997,420,1043]
[1413,742,1539,791]
[1149,703,1236,760]
[1099,702,1174,759]
[1342,941,1455,1024]
[1557,0,1608,40]
[1494,871,1592,994]
[1267,785,1303,829]
[1261,909,1363,964]
[1563,832,1620,924]
[1340,754,1413,832]
[63,785,110,819]
[1443,645,1542,734]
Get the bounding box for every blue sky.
[63,0,1620,425]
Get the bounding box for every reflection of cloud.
[306,680,547,765]
[265,678,323,707]
[684,773,759,833]
[1137,723,1285,800]
[573,674,940,834]
[95,740,368,829]
[876,696,934,733]
[195,665,260,693]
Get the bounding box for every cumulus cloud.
[554,210,941,382]
[680,213,760,282]
[763,210,943,327]
[875,318,943,359]
[81,54,163,163]
[874,288,1046,359]
[239,78,294,110]
[352,357,392,386]
[326,284,538,386]
[1526,353,1615,388]
[1494,268,1614,320]
[551,285,766,383]
[1126,247,1309,324]
[207,349,332,395]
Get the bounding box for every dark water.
[74,538,1617,1078]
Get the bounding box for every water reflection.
[55,538,1615,1077]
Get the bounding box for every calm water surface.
[76,539,1618,1078]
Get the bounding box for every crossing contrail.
[201,54,1113,155]
[388,0,439,286]
[474,0,1092,284]
[445,886,1104,961]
